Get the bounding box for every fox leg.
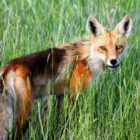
[0,93,14,140]
[13,65,33,137]
[57,95,64,110]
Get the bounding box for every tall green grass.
[0,0,140,139]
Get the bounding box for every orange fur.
[14,65,33,135]
[71,60,92,98]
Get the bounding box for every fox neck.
[88,44,105,74]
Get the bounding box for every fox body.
[0,15,132,138]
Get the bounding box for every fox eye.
[100,46,106,50]
[116,45,123,50]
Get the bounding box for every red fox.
[0,14,132,139]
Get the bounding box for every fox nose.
[110,59,117,65]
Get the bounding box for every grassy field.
[0,0,140,139]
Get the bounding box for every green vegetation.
[0,0,140,139]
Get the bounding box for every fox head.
[87,14,132,70]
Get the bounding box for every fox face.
[87,15,132,70]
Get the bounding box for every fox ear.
[114,14,132,38]
[87,15,105,36]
